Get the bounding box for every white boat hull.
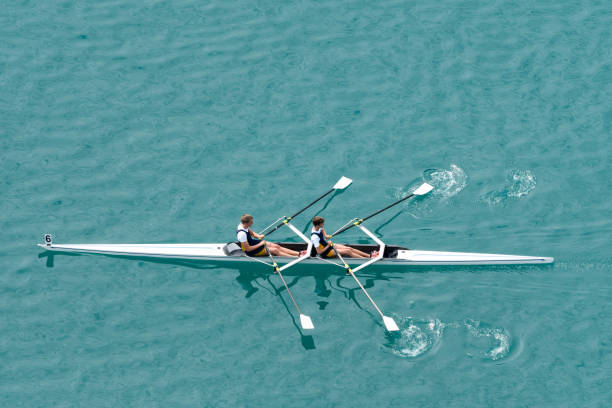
[37,242,554,266]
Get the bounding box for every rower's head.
[312,216,325,229]
[241,214,254,227]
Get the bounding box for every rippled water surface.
[2,0,611,406]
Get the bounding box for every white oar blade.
[413,182,434,196]
[333,176,353,190]
[383,316,400,332]
[300,314,315,330]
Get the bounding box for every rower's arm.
[250,230,265,239]
[240,240,265,251]
[314,242,331,255]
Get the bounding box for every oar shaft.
[264,187,334,237]
[267,250,301,314]
[362,192,416,222]
[261,177,353,237]
[275,268,301,314]
[289,188,334,220]
[333,244,384,319]
[349,272,385,318]
[334,192,416,236]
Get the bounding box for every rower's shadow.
[228,261,402,347]
[38,250,402,349]
[38,250,551,349]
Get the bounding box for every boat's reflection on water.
[37,251,551,351]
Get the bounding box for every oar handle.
[332,219,363,236]
[262,217,290,237]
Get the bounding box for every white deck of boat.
[37,243,554,265]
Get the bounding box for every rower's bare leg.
[278,247,299,257]
[349,247,371,258]
[268,247,282,256]
[267,243,299,257]
[351,249,370,258]
[333,244,354,258]
[266,243,284,256]
[339,244,370,258]
[335,244,369,258]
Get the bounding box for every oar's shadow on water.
[234,262,409,338]
[38,251,551,350]
[39,250,324,349]
[230,263,400,349]
[37,250,401,349]
[261,275,316,350]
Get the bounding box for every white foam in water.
[483,169,537,205]
[507,169,536,198]
[385,317,445,358]
[396,324,430,357]
[385,317,510,360]
[465,320,511,361]
[423,164,468,199]
[488,331,511,360]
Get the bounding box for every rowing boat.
[37,240,554,265]
[36,177,554,332]
[37,177,552,266]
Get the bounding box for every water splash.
[483,169,536,206]
[383,316,445,358]
[390,164,467,210]
[464,320,511,361]
[507,169,537,198]
[384,317,512,361]
[422,164,468,199]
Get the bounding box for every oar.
[332,182,433,237]
[266,248,314,330]
[330,243,400,332]
[261,176,353,237]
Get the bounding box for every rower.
[310,216,373,258]
[237,214,303,257]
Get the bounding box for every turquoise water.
[2,0,611,406]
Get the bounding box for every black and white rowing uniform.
[236,224,267,256]
[311,227,335,258]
